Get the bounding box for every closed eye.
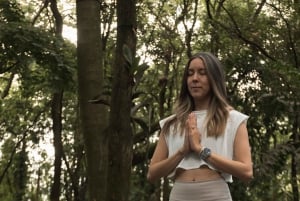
[188,69,207,76]
[198,69,207,75]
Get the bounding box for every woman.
[147,52,253,201]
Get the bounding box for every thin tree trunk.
[50,92,63,201]
[291,1,300,199]
[14,142,27,200]
[291,107,299,201]
[107,0,136,200]
[49,0,64,200]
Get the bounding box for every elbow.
[147,171,156,184]
[147,164,158,184]
[243,173,253,183]
[147,166,162,184]
[240,168,254,183]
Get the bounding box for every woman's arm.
[147,113,201,183]
[205,122,253,182]
[147,133,186,183]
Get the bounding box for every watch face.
[202,148,211,160]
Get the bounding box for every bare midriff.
[175,165,221,182]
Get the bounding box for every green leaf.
[123,44,133,66]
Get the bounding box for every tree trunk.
[77,0,109,201]
[291,107,299,201]
[49,0,63,200]
[50,92,63,201]
[107,0,136,200]
[291,2,299,200]
[14,142,27,200]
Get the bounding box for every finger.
[190,112,197,122]
[185,118,190,129]
[190,113,197,125]
[184,130,190,151]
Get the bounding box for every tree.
[76,0,109,200]
[106,0,137,200]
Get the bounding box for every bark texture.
[77,0,108,200]
[107,0,137,200]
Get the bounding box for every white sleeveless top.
[160,110,249,183]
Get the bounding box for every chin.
[192,95,205,100]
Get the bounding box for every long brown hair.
[161,52,231,137]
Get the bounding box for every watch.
[199,147,211,161]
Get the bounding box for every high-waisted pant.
[169,178,232,201]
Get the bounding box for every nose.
[192,72,199,81]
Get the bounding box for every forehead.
[188,58,205,69]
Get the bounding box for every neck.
[194,100,210,111]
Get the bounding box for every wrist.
[178,148,185,156]
[199,147,211,161]
[195,145,203,155]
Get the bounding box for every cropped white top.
[160,110,249,183]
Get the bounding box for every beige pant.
[169,178,232,201]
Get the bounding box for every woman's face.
[187,58,211,107]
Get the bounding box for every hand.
[179,129,190,155]
[187,113,202,154]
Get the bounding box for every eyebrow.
[188,68,206,72]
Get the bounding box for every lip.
[190,87,202,92]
